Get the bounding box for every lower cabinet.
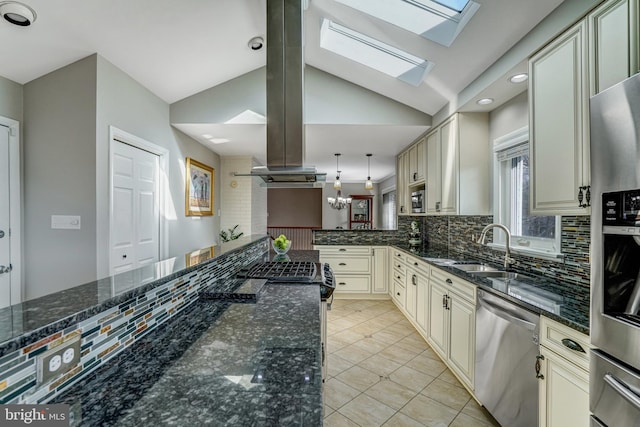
[315,245,390,298]
[538,316,590,427]
[427,266,476,389]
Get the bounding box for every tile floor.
[323,299,500,427]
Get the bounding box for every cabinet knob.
[446,278,452,284]
[339,263,347,266]
[338,282,346,286]
[561,338,586,353]
[535,354,545,380]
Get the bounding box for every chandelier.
[328,153,352,210]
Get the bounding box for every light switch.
[51,215,81,230]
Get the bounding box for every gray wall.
[23,56,98,299]
[489,91,528,142]
[0,76,23,122]
[20,54,220,299]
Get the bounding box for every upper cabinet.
[529,0,639,215]
[397,151,410,215]
[425,113,490,216]
[408,138,426,184]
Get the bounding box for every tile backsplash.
[0,239,267,405]
[398,215,591,290]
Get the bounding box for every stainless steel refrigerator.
[590,71,640,427]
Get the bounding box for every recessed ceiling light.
[210,138,230,144]
[201,134,213,139]
[476,98,494,105]
[248,36,264,51]
[0,1,36,26]
[509,73,528,83]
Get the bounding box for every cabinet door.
[372,246,388,293]
[406,270,418,320]
[409,138,426,183]
[428,280,447,358]
[426,130,441,214]
[539,346,590,427]
[415,273,428,334]
[588,0,632,95]
[439,117,457,214]
[529,21,589,215]
[397,152,410,215]
[448,294,475,388]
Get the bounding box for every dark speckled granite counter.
[391,244,590,334]
[53,278,322,426]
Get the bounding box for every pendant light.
[333,153,342,190]
[328,153,352,210]
[364,153,373,190]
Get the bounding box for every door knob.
[0,230,4,238]
[0,265,12,274]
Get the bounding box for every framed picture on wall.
[185,157,214,216]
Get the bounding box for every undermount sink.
[469,271,528,280]
[451,263,499,273]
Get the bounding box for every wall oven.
[590,72,640,426]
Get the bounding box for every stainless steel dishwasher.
[475,289,540,427]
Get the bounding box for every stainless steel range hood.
[235,0,325,186]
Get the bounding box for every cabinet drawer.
[392,268,406,285]
[334,275,371,293]
[431,267,476,303]
[393,281,405,307]
[540,316,590,371]
[323,256,370,274]
[392,259,406,275]
[406,255,430,277]
[315,245,372,256]
[391,249,407,264]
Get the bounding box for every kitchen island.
[52,277,322,426]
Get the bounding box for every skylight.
[335,0,480,47]
[320,19,434,86]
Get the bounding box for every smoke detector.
[0,1,37,26]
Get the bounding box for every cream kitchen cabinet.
[529,20,589,215]
[316,245,391,298]
[397,152,410,215]
[371,246,388,294]
[425,113,490,216]
[588,0,639,95]
[427,265,476,388]
[538,316,590,427]
[391,248,407,307]
[408,137,426,185]
[529,0,639,215]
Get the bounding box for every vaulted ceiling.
[0,0,570,182]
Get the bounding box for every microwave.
[411,190,425,213]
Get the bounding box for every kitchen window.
[382,190,397,230]
[493,128,561,258]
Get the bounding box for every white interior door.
[110,140,160,276]
[0,125,11,308]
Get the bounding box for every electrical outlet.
[36,337,81,385]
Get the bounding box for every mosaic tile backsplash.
[398,215,591,290]
[0,239,267,405]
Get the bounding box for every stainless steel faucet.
[477,223,516,269]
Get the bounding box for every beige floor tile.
[332,329,367,345]
[325,404,336,417]
[400,394,459,426]
[437,368,464,388]
[395,336,430,353]
[357,354,402,377]
[388,366,435,393]
[382,412,425,427]
[350,337,389,355]
[324,411,362,427]
[450,412,498,427]
[384,323,415,337]
[364,379,417,410]
[328,353,355,377]
[338,394,396,427]
[418,346,442,361]
[323,377,361,410]
[366,317,393,329]
[370,330,403,346]
[334,343,375,364]
[336,365,382,392]
[350,322,384,336]
[405,353,447,377]
[461,399,500,426]
[421,378,471,411]
[379,344,420,365]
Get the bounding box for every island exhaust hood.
[236,0,326,186]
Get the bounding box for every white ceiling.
[0,0,565,183]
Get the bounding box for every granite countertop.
[53,282,323,426]
[391,244,590,334]
[0,235,269,350]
